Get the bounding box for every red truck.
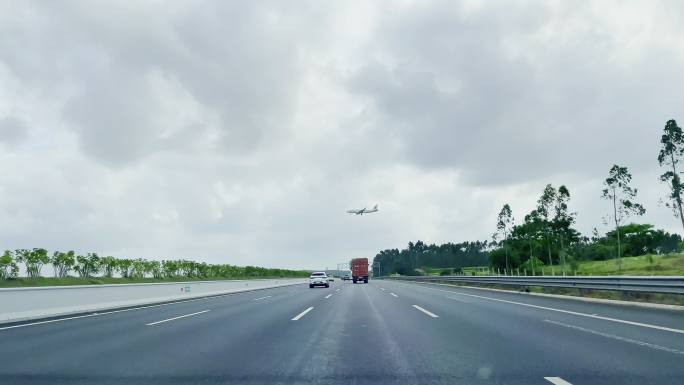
[350,258,369,284]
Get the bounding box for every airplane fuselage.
[346,205,379,215]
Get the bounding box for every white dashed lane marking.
[412,305,439,318]
[544,377,573,385]
[146,310,211,326]
[291,307,314,321]
[447,296,470,303]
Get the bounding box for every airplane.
[346,204,379,215]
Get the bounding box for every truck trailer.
[350,258,369,284]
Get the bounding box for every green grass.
[456,254,684,276]
[553,253,684,276]
[0,275,306,288]
[462,266,492,275]
[423,267,444,276]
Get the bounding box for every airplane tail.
[373,204,378,210]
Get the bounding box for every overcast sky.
[1,0,683,270]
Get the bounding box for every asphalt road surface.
[1,280,682,385]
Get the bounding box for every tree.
[33,248,50,277]
[131,258,147,278]
[100,256,118,278]
[75,253,100,278]
[149,260,163,279]
[51,251,75,278]
[0,250,19,279]
[536,184,557,268]
[522,209,544,270]
[493,204,514,271]
[602,165,646,271]
[117,258,133,278]
[553,185,575,275]
[520,256,544,276]
[15,248,49,278]
[658,119,684,232]
[162,260,179,278]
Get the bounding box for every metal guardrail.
[386,275,684,294]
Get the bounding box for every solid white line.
[390,293,399,298]
[0,313,101,331]
[447,296,469,303]
[544,377,573,385]
[324,294,332,299]
[0,295,216,331]
[402,283,684,335]
[254,295,271,301]
[291,307,314,321]
[335,289,340,292]
[146,310,210,326]
[380,288,386,291]
[544,319,684,355]
[450,291,684,335]
[412,305,439,318]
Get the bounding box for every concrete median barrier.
[0,278,306,324]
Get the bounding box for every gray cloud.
[346,1,684,185]
[0,1,683,269]
[0,116,28,145]
[4,1,331,166]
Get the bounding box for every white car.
[309,272,329,288]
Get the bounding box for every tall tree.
[602,165,646,271]
[553,185,574,275]
[658,119,684,232]
[493,204,514,272]
[522,210,544,274]
[536,184,557,268]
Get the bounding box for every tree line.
[373,241,489,276]
[372,119,684,276]
[0,249,309,280]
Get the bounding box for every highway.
[0,280,682,385]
